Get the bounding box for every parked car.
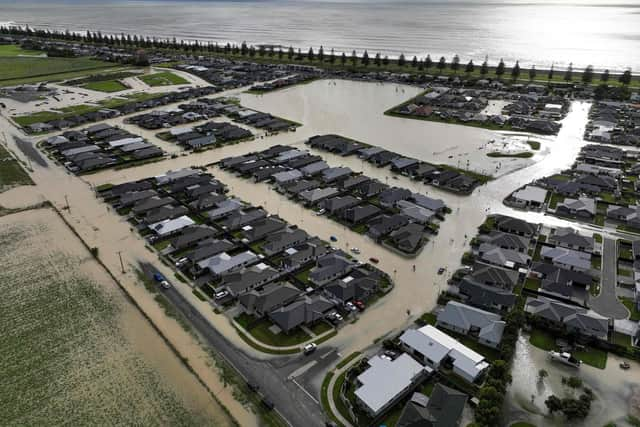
[369,257,379,264]
[350,247,361,254]
[354,300,365,311]
[437,267,446,275]
[160,280,171,289]
[215,290,229,300]
[315,209,326,216]
[345,301,357,311]
[175,257,188,267]
[261,398,275,410]
[153,272,166,282]
[303,343,317,355]
[330,235,338,242]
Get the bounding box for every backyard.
[0,144,33,190]
[234,312,311,347]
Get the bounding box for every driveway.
[590,238,629,319]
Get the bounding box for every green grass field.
[0,211,208,425]
[139,71,189,86]
[0,44,44,57]
[82,80,129,92]
[0,45,116,87]
[0,145,33,189]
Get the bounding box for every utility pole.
[117,251,125,274]
[64,194,70,212]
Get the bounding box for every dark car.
[261,398,275,410]
[437,267,446,275]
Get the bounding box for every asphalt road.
[591,238,629,320]
[142,264,330,427]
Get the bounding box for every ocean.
[1,0,639,71]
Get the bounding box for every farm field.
[0,208,234,426]
[0,46,116,87]
[0,44,44,57]
[0,144,33,190]
[140,71,189,86]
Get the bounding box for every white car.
[160,280,171,289]
[215,290,229,300]
[350,247,361,254]
[175,257,188,267]
[303,343,317,355]
[315,209,326,216]
[345,302,357,311]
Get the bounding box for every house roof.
[437,301,505,346]
[550,228,594,251]
[511,185,548,204]
[239,282,301,313]
[458,277,517,309]
[540,246,591,270]
[399,325,489,381]
[149,215,195,236]
[355,354,429,415]
[397,384,467,427]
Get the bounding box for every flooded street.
[508,334,640,426]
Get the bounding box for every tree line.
[0,25,634,85]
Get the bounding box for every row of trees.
[0,25,634,84]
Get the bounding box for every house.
[268,295,334,333]
[556,197,596,219]
[206,198,244,220]
[607,205,640,229]
[399,325,489,383]
[458,277,517,312]
[300,161,329,176]
[262,228,309,256]
[280,238,329,270]
[321,167,352,183]
[218,208,267,231]
[298,187,340,206]
[478,243,531,269]
[240,216,286,242]
[470,262,520,289]
[390,157,419,173]
[436,301,505,348]
[196,250,258,276]
[322,196,360,215]
[239,282,302,317]
[410,193,446,214]
[149,215,195,237]
[354,354,430,417]
[397,201,436,224]
[342,204,381,225]
[367,214,411,239]
[389,223,425,254]
[185,239,235,264]
[309,253,354,285]
[396,385,467,427]
[549,228,594,252]
[540,246,592,272]
[480,230,530,253]
[525,297,609,340]
[323,268,380,303]
[283,179,320,196]
[509,185,548,209]
[272,169,303,185]
[353,179,387,198]
[494,215,538,237]
[219,263,280,297]
[169,225,217,250]
[379,187,411,207]
[341,175,370,191]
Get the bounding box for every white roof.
[155,168,199,184]
[149,215,195,236]
[354,354,428,415]
[512,185,547,204]
[108,137,144,148]
[197,250,258,275]
[61,145,100,157]
[400,325,488,381]
[170,126,194,136]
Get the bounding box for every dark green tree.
[351,50,357,66]
[425,54,433,69]
[318,45,324,62]
[548,64,555,81]
[480,59,489,76]
[511,60,521,80]
[465,60,475,74]
[529,65,537,81]
[545,395,563,414]
[564,62,573,82]
[496,58,505,78]
[362,50,369,66]
[582,65,594,83]
[601,69,610,82]
[451,54,460,72]
[287,46,294,59]
[382,55,389,66]
[437,56,446,73]
[341,52,347,65]
[412,55,418,68]
[240,41,248,55]
[329,48,335,63]
[620,69,632,85]
[374,52,381,66]
[307,47,314,61]
[398,53,406,66]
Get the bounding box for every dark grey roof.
[459,277,517,310]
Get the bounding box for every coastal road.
[590,238,629,319]
[142,264,329,427]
